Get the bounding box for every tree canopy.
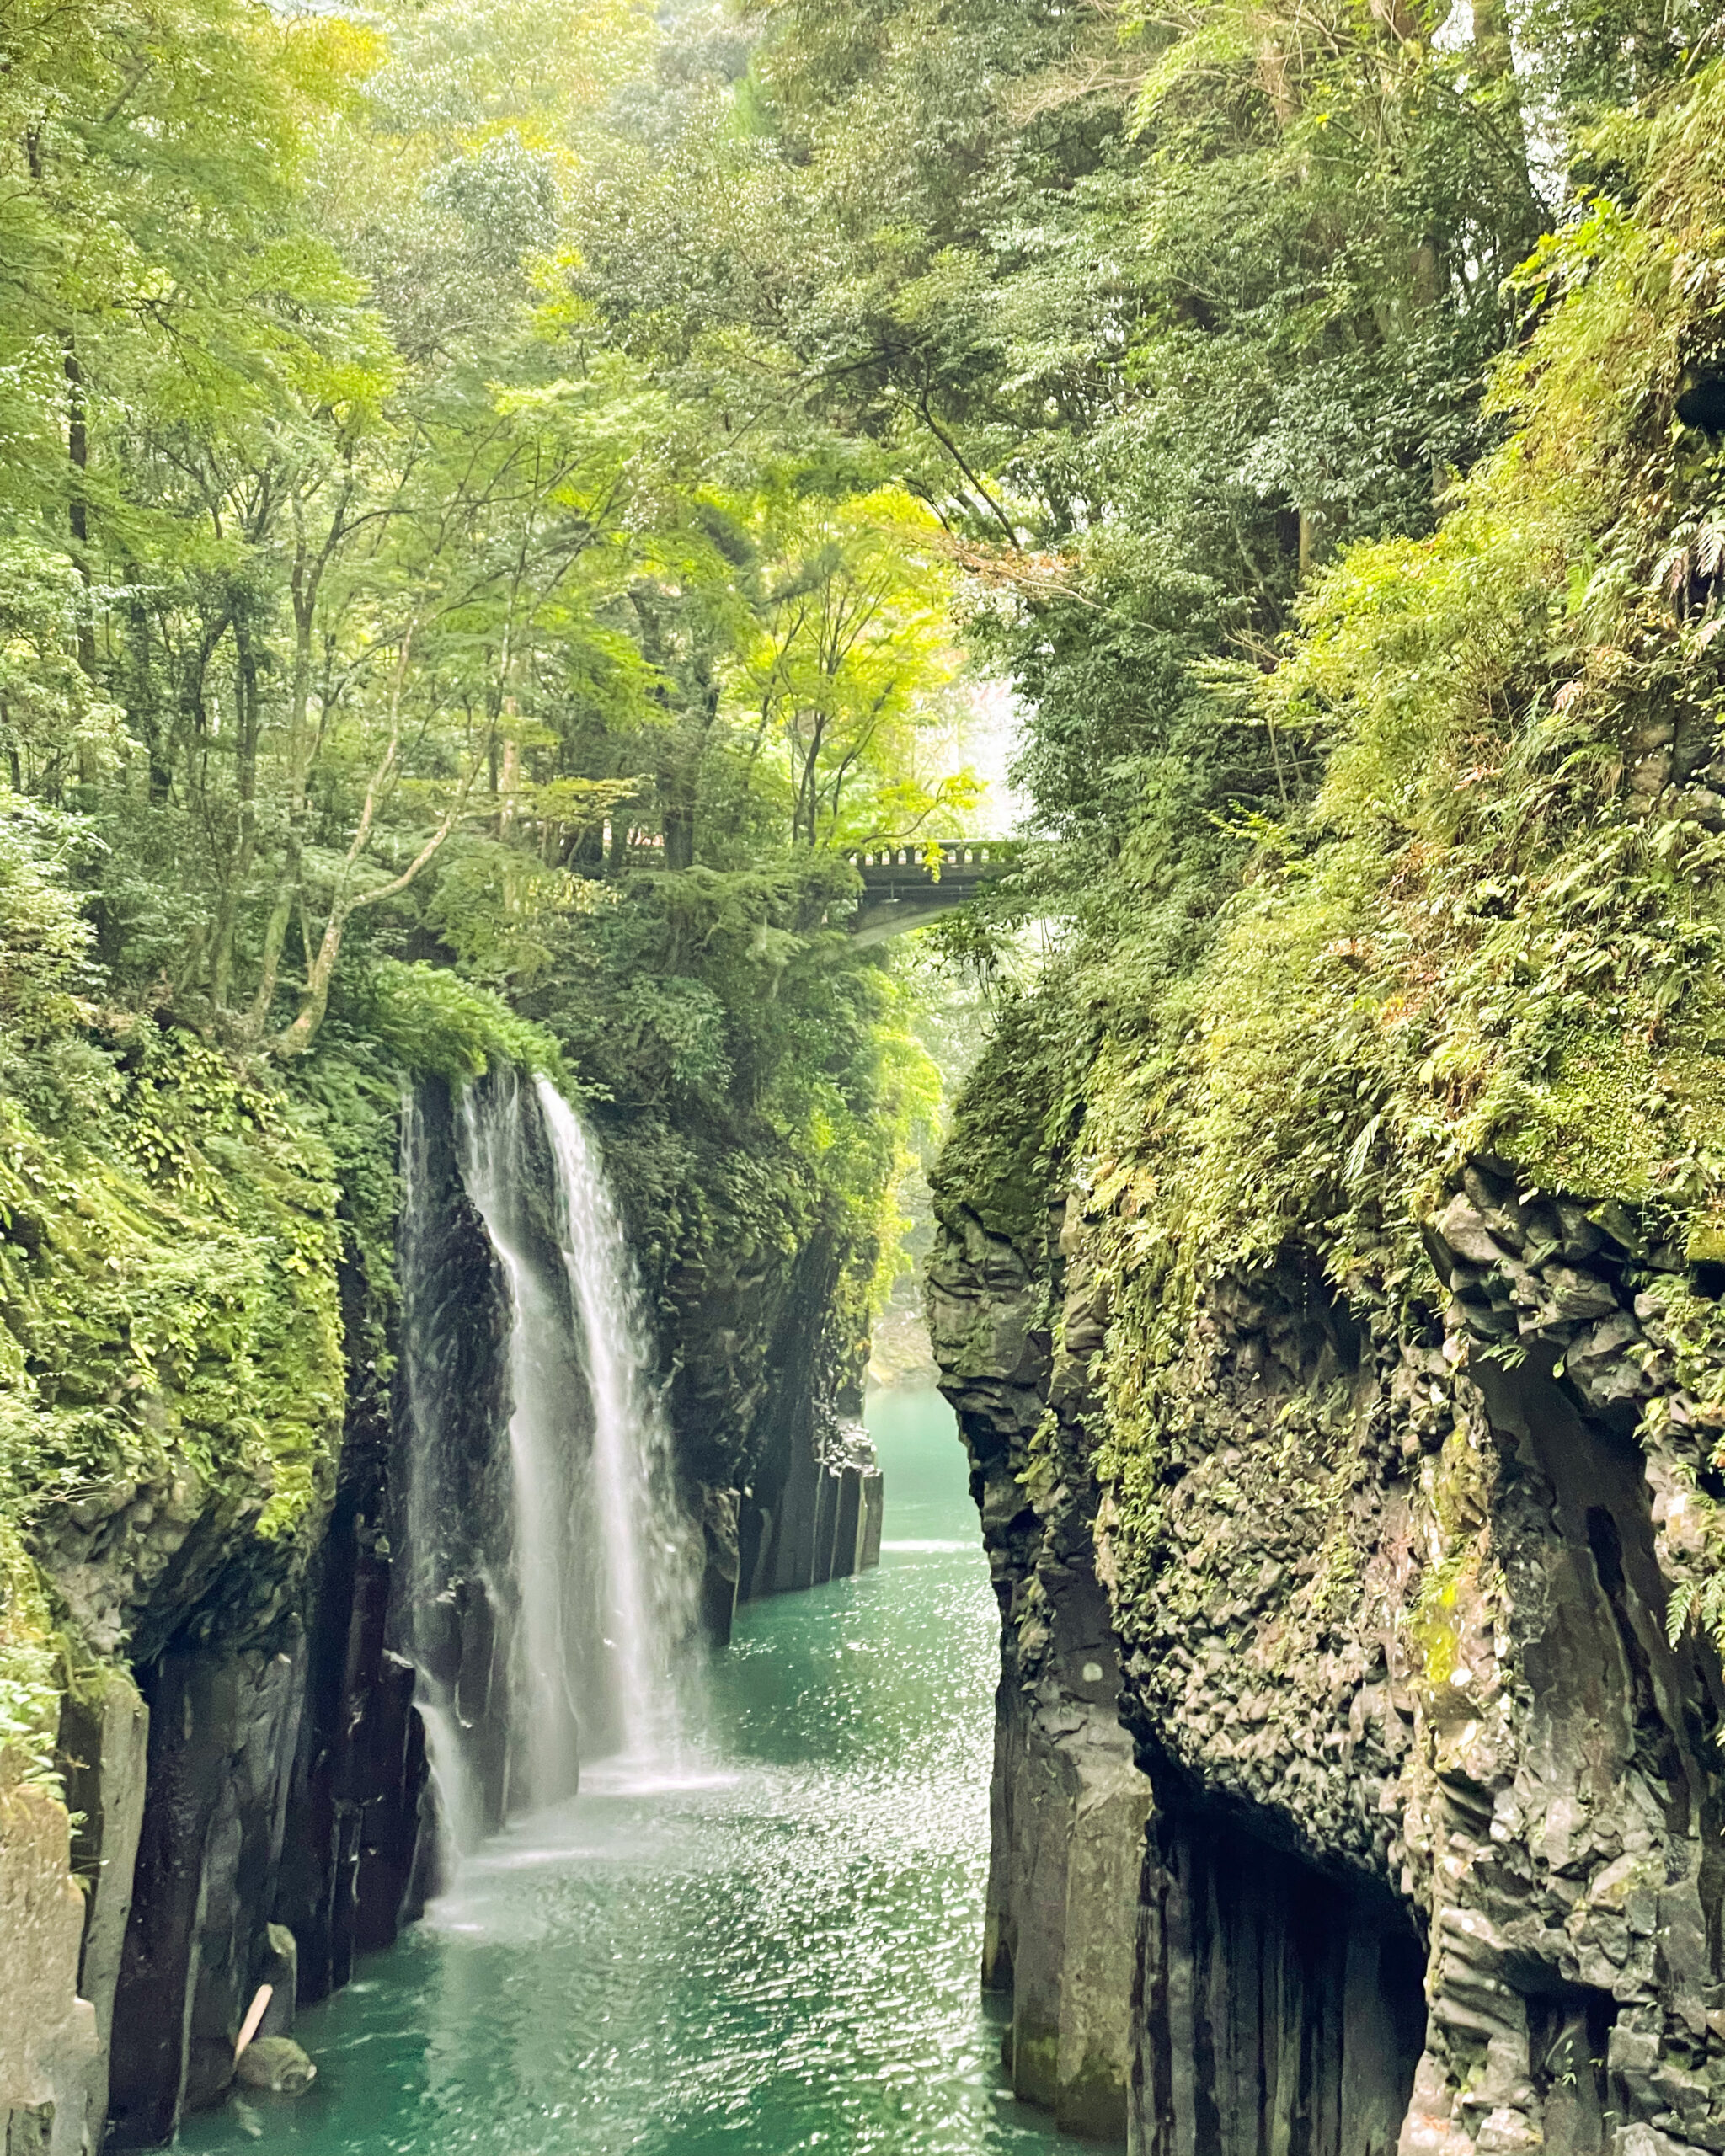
[2,0,1721,1241]
[0,0,985,1075]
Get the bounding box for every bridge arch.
[844,841,1017,943]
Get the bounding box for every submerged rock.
[233,2038,316,2096]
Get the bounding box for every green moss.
[1685,1213,1725,1265]
[0,1017,350,1673]
[1499,1027,1725,1205]
[931,990,1080,1254]
[1409,1553,1471,1689]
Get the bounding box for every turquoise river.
[176,1388,1107,2156]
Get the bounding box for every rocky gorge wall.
[930,1161,1725,2156]
[657,1210,884,1641]
[1,1065,879,2152]
[922,83,1725,2156]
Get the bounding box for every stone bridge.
[596,828,1018,941]
[845,841,1017,944]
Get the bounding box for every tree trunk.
[246,841,301,1039]
[123,576,174,803]
[210,610,263,1011]
[1471,0,1529,179]
[63,336,99,789]
[63,339,97,683]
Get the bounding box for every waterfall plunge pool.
[175,1389,1108,2156]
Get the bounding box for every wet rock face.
[677,1225,884,1639]
[106,1643,305,2147]
[93,1103,450,2150]
[388,1077,515,1838]
[1398,1173,1725,2156]
[56,1671,150,2153]
[929,1200,1151,2138]
[930,1158,1725,2156]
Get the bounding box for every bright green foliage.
[351,958,569,1086]
[736,486,974,849]
[0,0,977,1759]
[929,60,1725,1630]
[576,0,1561,914]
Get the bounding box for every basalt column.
[930,1198,1154,2140]
[388,1079,517,1852]
[275,1232,432,2000]
[689,1228,884,1640]
[99,1089,484,2149]
[1135,1801,1427,2156]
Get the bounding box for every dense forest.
[8,0,1725,2148]
[0,0,985,1784]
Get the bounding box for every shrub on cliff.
[1103,64,1725,1295]
[933,63,1725,1638]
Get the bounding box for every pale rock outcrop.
[0,1783,99,2155]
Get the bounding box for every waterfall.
[458,1080,585,1813]
[395,1069,692,1870]
[533,1075,686,1768]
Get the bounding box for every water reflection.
[177,1390,1110,2156]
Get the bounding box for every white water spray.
[460,1082,583,1812]
[533,1075,687,1769]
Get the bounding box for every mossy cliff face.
[0,1023,881,2149]
[0,1015,379,2150]
[931,71,1725,2156]
[934,1155,1725,2155]
[611,1125,886,1639]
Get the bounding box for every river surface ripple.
[177,1389,1106,2156]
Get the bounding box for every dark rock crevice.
[1134,1802,1426,2156]
[53,1071,879,2151]
[930,1145,1725,2156]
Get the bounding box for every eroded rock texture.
[929,1198,1154,2138]
[4,1071,882,2149]
[669,1223,883,1641]
[930,1163,1725,2156]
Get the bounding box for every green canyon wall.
[930,77,1725,2156]
[0,1011,884,2151]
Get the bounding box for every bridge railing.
[844,841,1017,874]
[588,828,1019,875]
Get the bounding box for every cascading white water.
[414,1696,482,1861]
[533,1075,687,1768]
[459,1081,584,1812]
[397,1068,693,1865]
